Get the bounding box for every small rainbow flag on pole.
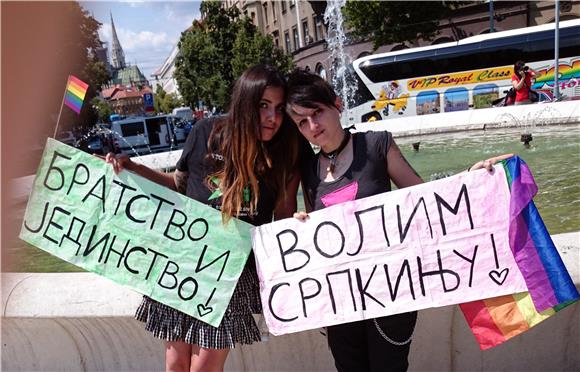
[64,75,89,114]
[460,156,579,350]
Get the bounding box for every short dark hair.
[286,68,337,110]
[514,60,525,74]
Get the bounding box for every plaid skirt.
[135,260,262,349]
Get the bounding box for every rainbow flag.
[64,75,89,114]
[460,156,579,350]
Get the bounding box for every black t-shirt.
[176,117,277,226]
[301,131,393,211]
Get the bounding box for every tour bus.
[110,115,187,156]
[348,19,580,123]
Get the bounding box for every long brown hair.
[208,64,300,223]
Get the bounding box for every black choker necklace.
[320,130,351,173]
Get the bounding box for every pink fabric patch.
[320,181,358,207]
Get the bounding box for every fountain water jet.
[324,0,357,127]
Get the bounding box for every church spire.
[110,12,126,70]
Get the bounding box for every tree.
[66,3,111,129]
[154,84,183,114]
[91,97,113,123]
[175,0,293,111]
[231,19,293,78]
[154,84,167,113]
[83,59,111,92]
[343,1,461,51]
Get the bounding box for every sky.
[80,1,201,80]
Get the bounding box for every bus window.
[473,84,499,109]
[120,122,145,137]
[444,88,469,112]
[416,91,440,115]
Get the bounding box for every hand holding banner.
[20,138,253,327]
[252,166,529,335]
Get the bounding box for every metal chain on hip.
[373,319,413,346]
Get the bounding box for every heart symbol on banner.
[489,268,509,285]
[197,304,213,317]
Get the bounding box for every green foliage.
[231,19,293,78]
[90,97,113,123]
[154,84,184,114]
[175,0,293,111]
[66,3,111,128]
[161,93,184,114]
[343,1,460,50]
[83,59,111,91]
[154,84,167,113]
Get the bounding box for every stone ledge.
[2,232,578,371]
[4,232,577,318]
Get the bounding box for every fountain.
[324,0,357,127]
[73,124,182,173]
[521,133,533,147]
[491,105,571,148]
[5,0,580,273]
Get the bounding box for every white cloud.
[99,23,175,52]
[93,2,201,78]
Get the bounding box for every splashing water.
[492,105,565,134]
[324,0,357,126]
[74,124,182,172]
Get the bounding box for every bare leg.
[165,341,193,372]
[190,346,230,372]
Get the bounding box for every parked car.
[172,107,194,122]
[76,135,103,155]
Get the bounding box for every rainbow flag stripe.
[460,292,557,350]
[504,156,579,310]
[460,156,579,350]
[64,75,88,114]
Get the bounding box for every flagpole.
[53,75,70,138]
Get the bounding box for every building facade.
[151,45,181,96]
[224,1,580,82]
[101,85,153,116]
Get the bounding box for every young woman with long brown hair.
[105,64,307,371]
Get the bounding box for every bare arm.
[105,153,177,191]
[466,153,515,172]
[273,169,301,220]
[386,141,424,189]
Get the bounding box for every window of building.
[290,0,295,8]
[292,26,299,50]
[281,1,287,13]
[302,19,310,44]
[272,30,279,47]
[271,1,277,22]
[284,30,291,53]
[314,15,324,41]
[263,3,268,23]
